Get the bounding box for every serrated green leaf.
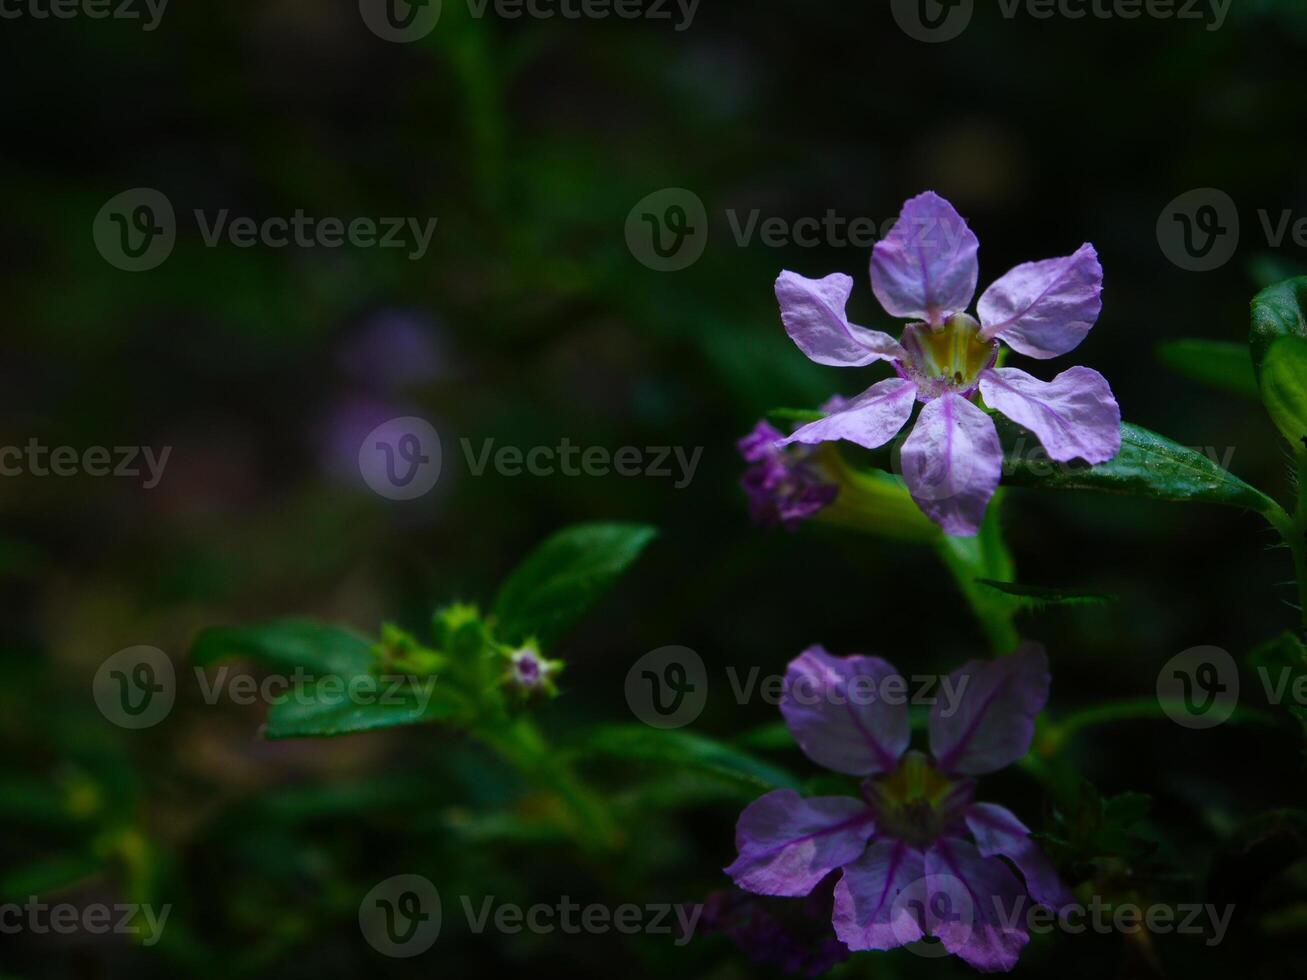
[494,523,657,647]
[1250,276,1307,377]
[190,619,375,676]
[1001,419,1278,515]
[263,676,466,739]
[1157,339,1259,400]
[976,579,1118,607]
[1260,337,1307,450]
[569,725,798,793]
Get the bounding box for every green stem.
[476,715,620,854]
[933,490,1020,655]
[1035,698,1284,758]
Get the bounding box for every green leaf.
[1250,276,1307,377]
[765,406,825,424]
[976,579,1118,608]
[1156,339,1259,400]
[569,725,798,793]
[263,676,467,739]
[1260,337,1307,450]
[1250,631,1307,731]
[494,522,657,646]
[190,619,376,676]
[1001,419,1278,515]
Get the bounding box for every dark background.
[3,1,1307,977]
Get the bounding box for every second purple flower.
[774,191,1122,536]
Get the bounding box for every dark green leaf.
[1250,631,1307,732]
[263,676,466,739]
[190,619,375,676]
[569,725,798,792]
[494,523,657,646]
[976,579,1118,607]
[1260,337,1307,449]
[1001,419,1278,515]
[1250,276,1307,377]
[1156,339,1259,400]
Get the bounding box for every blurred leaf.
[1250,631,1307,738]
[569,725,798,793]
[1157,339,1259,400]
[1,853,101,900]
[190,620,375,676]
[1259,337,1307,449]
[976,579,1119,608]
[1250,276,1307,377]
[765,407,825,424]
[1035,779,1157,878]
[263,676,466,740]
[494,523,657,647]
[1002,419,1279,515]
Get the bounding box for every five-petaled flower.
[775,191,1121,536]
[725,646,1071,972]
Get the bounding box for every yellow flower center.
[900,313,998,398]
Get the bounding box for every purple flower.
[775,191,1121,536]
[738,420,839,530]
[725,646,1071,973]
[701,874,851,977]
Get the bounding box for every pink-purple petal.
[725,789,876,897]
[979,366,1121,464]
[781,378,917,451]
[832,839,926,951]
[926,838,1030,973]
[965,803,1075,912]
[929,646,1051,777]
[781,646,911,776]
[871,192,980,326]
[776,271,907,367]
[977,244,1103,359]
[899,393,1002,537]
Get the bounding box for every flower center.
[863,751,971,846]
[899,313,998,399]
